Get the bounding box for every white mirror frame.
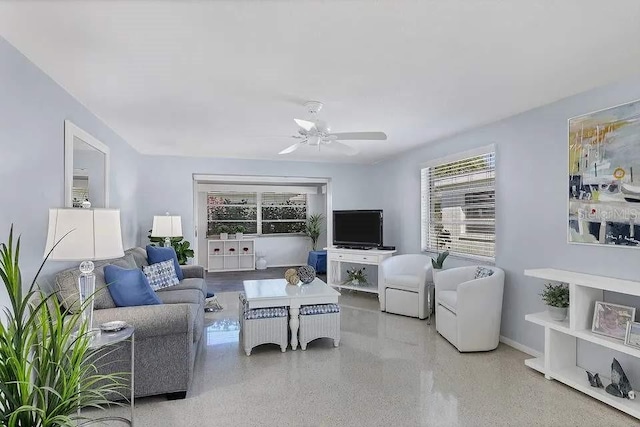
[64,120,110,208]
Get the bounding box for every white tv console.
[326,247,396,295]
[524,268,640,420]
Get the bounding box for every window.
[207,191,308,236]
[421,148,495,260]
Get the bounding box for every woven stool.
[299,303,340,350]
[239,293,288,356]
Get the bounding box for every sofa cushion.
[157,289,204,306]
[104,265,162,307]
[143,260,180,291]
[385,274,422,291]
[54,253,137,312]
[126,247,149,268]
[156,278,206,296]
[438,290,457,314]
[146,245,184,281]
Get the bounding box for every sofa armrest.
[93,303,194,340]
[181,265,205,279]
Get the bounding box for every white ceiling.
[1,1,640,164]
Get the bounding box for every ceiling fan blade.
[294,119,316,131]
[278,143,301,155]
[326,141,358,156]
[329,132,387,141]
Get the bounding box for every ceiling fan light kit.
[278,100,387,156]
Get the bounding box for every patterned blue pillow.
[143,260,180,291]
[474,266,494,279]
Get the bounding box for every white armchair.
[380,254,432,319]
[435,266,505,352]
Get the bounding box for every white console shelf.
[326,247,396,295]
[524,268,640,419]
[208,239,255,272]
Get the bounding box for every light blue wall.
[137,155,378,250]
[373,74,640,352]
[0,37,140,309]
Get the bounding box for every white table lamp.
[151,213,183,247]
[44,208,124,332]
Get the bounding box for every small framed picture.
[625,321,640,349]
[592,301,636,340]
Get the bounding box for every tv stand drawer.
[329,253,380,264]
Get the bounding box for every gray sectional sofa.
[54,247,205,400]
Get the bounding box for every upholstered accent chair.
[435,266,505,352]
[380,254,432,319]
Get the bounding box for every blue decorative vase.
[297,265,316,284]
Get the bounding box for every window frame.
[207,191,309,238]
[420,144,496,263]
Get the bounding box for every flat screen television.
[333,210,383,249]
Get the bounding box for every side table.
[307,250,327,274]
[80,326,135,426]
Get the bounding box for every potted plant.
[0,226,122,426]
[234,225,246,240]
[540,282,569,321]
[431,251,449,272]
[304,214,324,251]
[345,267,367,286]
[219,224,229,240]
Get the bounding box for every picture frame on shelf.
[624,321,640,349]
[592,301,636,340]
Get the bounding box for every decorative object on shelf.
[234,225,246,240]
[568,99,640,247]
[605,358,636,399]
[586,371,604,388]
[3,225,123,425]
[81,199,91,209]
[220,232,229,240]
[229,248,236,253]
[431,251,449,270]
[243,247,250,253]
[345,267,367,286]
[540,282,570,321]
[624,321,640,349]
[286,273,300,286]
[218,224,230,240]
[256,251,267,270]
[304,213,324,251]
[297,265,316,284]
[45,208,124,333]
[214,248,220,254]
[285,268,298,281]
[591,301,636,340]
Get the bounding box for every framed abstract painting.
[568,99,640,247]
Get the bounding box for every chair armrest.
[93,303,194,339]
[434,266,477,294]
[181,265,205,279]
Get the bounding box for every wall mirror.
[64,120,110,208]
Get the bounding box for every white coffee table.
[243,278,340,350]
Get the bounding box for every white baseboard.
[267,263,306,268]
[499,335,542,358]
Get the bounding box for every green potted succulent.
[431,251,449,271]
[540,282,569,321]
[234,225,246,240]
[147,230,194,265]
[0,226,123,426]
[304,214,324,251]
[218,224,230,240]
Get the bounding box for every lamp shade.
[151,215,182,237]
[44,208,124,261]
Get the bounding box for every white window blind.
[261,192,307,235]
[421,150,495,261]
[207,192,258,235]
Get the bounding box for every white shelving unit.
[524,268,640,420]
[208,239,255,272]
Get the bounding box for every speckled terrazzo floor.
[95,291,636,426]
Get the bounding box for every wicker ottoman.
[239,293,288,356]
[299,303,341,350]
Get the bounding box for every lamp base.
[78,260,96,332]
[164,237,172,248]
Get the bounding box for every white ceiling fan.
[279,101,387,156]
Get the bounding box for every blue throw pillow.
[146,245,184,281]
[104,265,162,307]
